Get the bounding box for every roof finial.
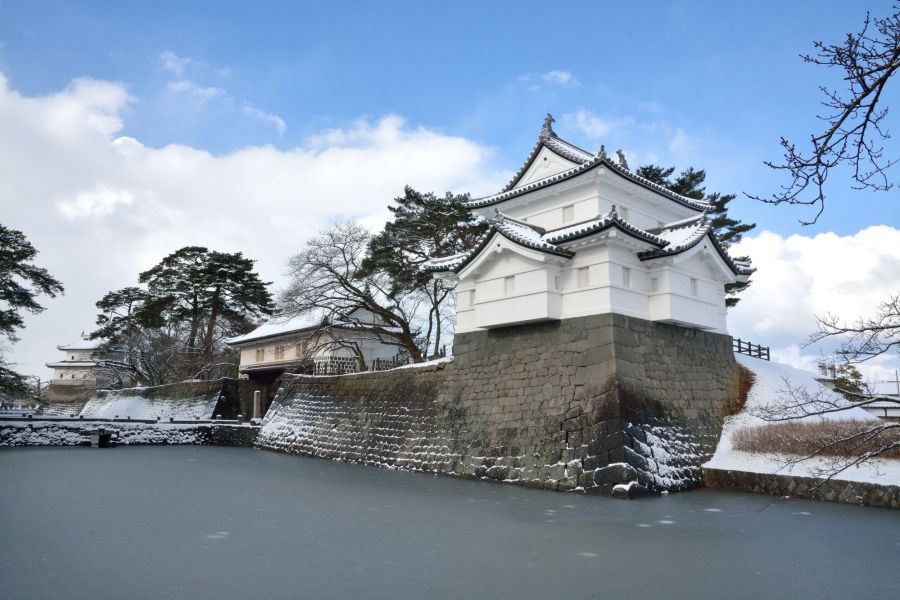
[540,113,555,139]
[610,204,618,218]
[616,149,629,170]
[598,144,607,159]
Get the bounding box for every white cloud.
[57,185,137,218]
[160,50,192,77]
[0,74,506,378]
[563,108,634,140]
[241,105,286,136]
[517,69,580,92]
[166,79,227,102]
[667,128,694,154]
[729,226,900,381]
[541,70,580,88]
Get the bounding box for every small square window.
[562,205,574,223]
[470,289,476,306]
[622,267,631,288]
[577,267,590,288]
[504,276,515,295]
[690,278,699,297]
[650,277,659,292]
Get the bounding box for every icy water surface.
[1,446,898,600]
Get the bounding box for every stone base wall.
[0,420,260,448]
[258,314,741,496]
[45,384,93,403]
[704,467,900,510]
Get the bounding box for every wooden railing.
[733,338,770,361]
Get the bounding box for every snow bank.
[704,354,899,486]
[80,382,222,420]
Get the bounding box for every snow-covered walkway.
[703,354,900,486]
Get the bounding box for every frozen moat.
[1,446,898,600]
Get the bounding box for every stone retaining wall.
[258,314,741,497]
[704,467,900,510]
[0,420,259,448]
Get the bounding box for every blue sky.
[3,0,896,234]
[1,1,898,379]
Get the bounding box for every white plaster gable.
[514,145,580,189]
[456,231,568,280]
[642,232,741,284]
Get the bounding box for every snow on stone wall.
[79,380,228,420]
[0,420,259,447]
[258,314,742,497]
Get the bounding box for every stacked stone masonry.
[258,314,743,497]
[704,467,900,510]
[0,420,260,447]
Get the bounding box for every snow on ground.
[80,387,219,420]
[704,353,900,486]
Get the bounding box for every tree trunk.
[200,287,221,379]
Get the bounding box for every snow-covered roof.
[225,313,325,346]
[469,115,710,213]
[57,336,102,351]
[225,310,403,346]
[640,216,755,276]
[869,381,900,397]
[424,207,717,275]
[45,360,98,368]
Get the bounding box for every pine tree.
[94,246,273,381]
[0,224,64,396]
[360,187,487,356]
[635,165,756,307]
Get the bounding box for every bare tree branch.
[750,9,900,224]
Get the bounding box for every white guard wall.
[237,330,400,371]
[454,235,730,335]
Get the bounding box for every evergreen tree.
[635,165,756,307]
[360,187,487,356]
[138,247,273,366]
[93,246,272,382]
[0,224,64,396]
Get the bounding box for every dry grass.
[733,419,900,460]
[733,365,755,414]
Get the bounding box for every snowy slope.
[80,386,220,420]
[704,354,900,486]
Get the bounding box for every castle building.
[44,335,113,402]
[225,309,405,411]
[425,115,752,334]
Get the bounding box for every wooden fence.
[732,338,770,361]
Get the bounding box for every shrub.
[732,419,900,460]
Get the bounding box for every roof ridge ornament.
[540,113,556,140]
[616,149,629,170]
[598,144,607,159]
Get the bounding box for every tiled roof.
[640,217,755,276]
[424,208,665,274]
[470,115,709,212]
[544,207,667,247]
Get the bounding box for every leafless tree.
[752,8,900,224]
[279,222,426,363]
[808,292,900,363]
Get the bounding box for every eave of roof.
[469,155,710,213]
[639,222,754,277]
[545,210,667,248]
[46,361,98,368]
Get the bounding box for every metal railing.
[733,338,770,361]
